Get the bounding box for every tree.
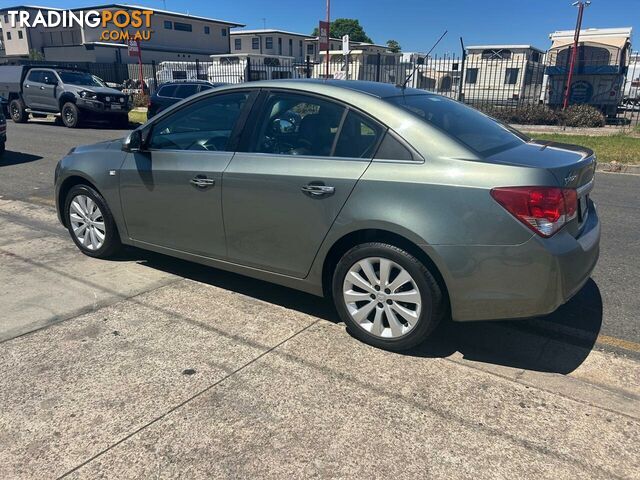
[312,18,373,43]
[28,49,45,61]
[386,40,401,53]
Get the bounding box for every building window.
[307,43,314,54]
[174,22,192,32]
[6,32,11,40]
[530,51,541,62]
[505,68,519,85]
[204,26,210,34]
[221,28,227,36]
[465,68,478,84]
[234,38,242,50]
[252,37,259,50]
[265,37,273,49]
[164,20,172,29]
[18,30,23,39]
[299,40,303,54]
[289,38,293,55]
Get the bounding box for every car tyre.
[64,184,122,258]
[61,102,81,128]
[9,99,28,123]
[332,242,445,351]
[0,142,5,157]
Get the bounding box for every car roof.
[230,79,431,99]
[159,80,223,86]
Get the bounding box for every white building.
[230,29,313,63]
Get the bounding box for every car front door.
[222,90,384,278]
[119,90,255,258]
[39,70,60,111]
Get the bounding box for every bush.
[559,104,605,128]
[131,93,149,108]
[477,103,606,128]
[478,104,559,125]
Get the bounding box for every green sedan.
[54,80,599,351]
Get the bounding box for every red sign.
[319,21,330,51]
[128,39,140,57]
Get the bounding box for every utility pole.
[563,0,591,109]
[325,0,330,79]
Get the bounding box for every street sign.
[342,34,349,55]
[319,21,330,51]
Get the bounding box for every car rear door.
[119,90,256,258]
[23,69,45,109]
[222,89,384,278]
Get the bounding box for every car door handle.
[301,184,335,197]
[25,84,30,88]
[40,86,45,90]
[190,176,215,189]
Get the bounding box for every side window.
[27,70,44,83]
[149,92,249,152]
[374,132,415,161]
[250,92,345,157]
[198,84,213,92]
[158,85,178,97]
[174,84,199,99]
[334,111,383,159]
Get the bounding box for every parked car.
[54,80,599,351]
[0,66,130,128]
[147,80,225,119]
[0,109,6,157]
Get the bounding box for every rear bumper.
[432,200,600,322]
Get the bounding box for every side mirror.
[273,118,295,134]
[122,129,143,152]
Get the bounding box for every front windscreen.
[58,71,106,87]
[387,94,526,155]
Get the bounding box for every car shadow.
[0,150,43,167]
[120,246,602,375]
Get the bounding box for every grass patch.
[528,133,640,165]
[128,109,147,126]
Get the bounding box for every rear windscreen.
[386,94,526,155]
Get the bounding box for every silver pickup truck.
[0,66,130,128]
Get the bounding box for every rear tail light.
[490,187,578,237]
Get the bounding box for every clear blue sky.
[16,0,640,54]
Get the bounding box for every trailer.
[207,54,300,84]
[543,27,632,116]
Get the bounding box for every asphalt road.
[1,119,639,356]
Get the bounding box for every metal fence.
[7,52,640,127]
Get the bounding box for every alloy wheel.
[63,106,75,124]
[69,194,105,251]
[342,257,422,339]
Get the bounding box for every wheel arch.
[320,228,450,310]
[58,93,77,110]
[57,175,100,227]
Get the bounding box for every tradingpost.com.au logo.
[5,9,154,41]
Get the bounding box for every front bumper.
[432,200,600,322]
[77,98,130,115]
